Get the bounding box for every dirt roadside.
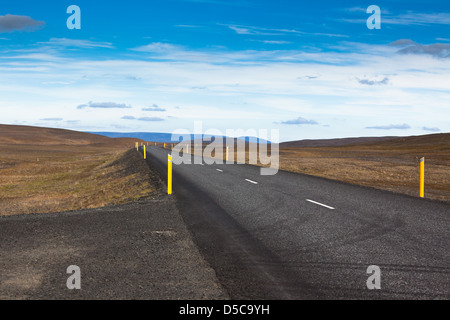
[0,190,228,299]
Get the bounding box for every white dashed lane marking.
[306,199,335,210]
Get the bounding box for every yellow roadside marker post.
[168,154,173,195]
[186,144,189,154]
[164,143,166,149]
[226,146,229,161]
[420,157,425,198]
[136,142,138,151]
[144,145,146,159]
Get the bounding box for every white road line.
[245,179,258,184]
[199,163,204,166]
[216,169,223,172]
[306,199,335,210]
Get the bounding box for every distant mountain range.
[88,132,271,144]
[280,133,449,148]
[88,131,449,148]
[280,136,396,148]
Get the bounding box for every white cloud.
[132,42,183,53]
[175,24,200,28]
[397,43,450,58]
[137,117,165,122]
[40,117,63,121]
[253,40,292,44]
[281,117,319,125]
[0,41,449,138]
[224,24,303,36]
[38,38,114,49]
[342,12,450,26]
[356,76,389,85]
[142,104,166,112]
[383,12,450,26]
[365,124,411,130]
[77,102,131,109]
[222,23,348,38]
[422,126,440,132]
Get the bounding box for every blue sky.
[0,0,449,141]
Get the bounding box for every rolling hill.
[0,124,142,146]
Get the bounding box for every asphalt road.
[145,145,450,299]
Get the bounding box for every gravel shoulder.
[0,192,228,300]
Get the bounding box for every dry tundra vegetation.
[277,134,450,203]
[0,124,159,216]
[1,124,449,216]
[267,134,449,203]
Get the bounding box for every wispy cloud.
[121,115,165,122]
[38,38,114,49]
[175,24,201,28]
[40,117,63,121]
[366,124,411,130]
[298,74,320,80]
[224,24,303,36]
[389,39,417,47]
[383,12,450,26]
[132,42,182,53]
[228,25,276,35]
[0,14,45,33]
[142,104,166,112]
[223,23,348,38]
[77,102,131,109]
[346,7,369,13]
[281,117,319,125]
[356,77,389,85]
[389,39,450,59]
[422,126,440,132]
[252,40,292,44]
[65,120,79,124]
[397,43,450,59]
[342,12,450,26]
[138,117,164,122]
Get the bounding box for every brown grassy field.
[279,134,450,202]
[0,124,158,216]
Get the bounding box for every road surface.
[145,145,450,299]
